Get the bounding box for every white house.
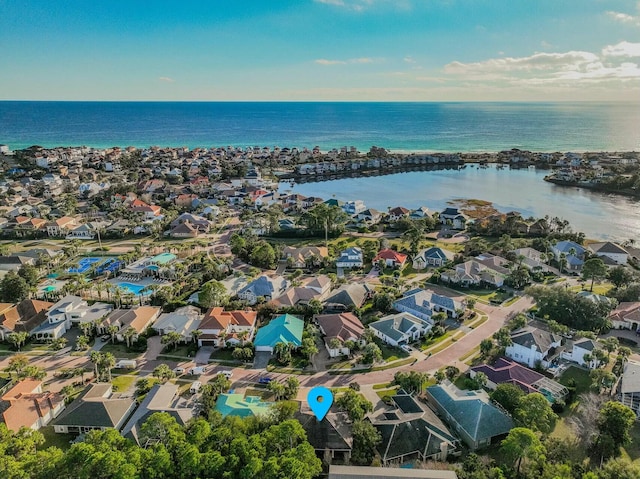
[562,338,599,369]
[32,295,112,340]
[336,247,364,269]
[342,200,366,215]
[368,312,431,347]
[439,207,468,230]
[152,306,202,343]
[412,247,454,269]
[588,242,629,265]
[505,326,563,369]
[393,288,465,322]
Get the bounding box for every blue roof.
[254,314,304,348]
[240,276,275,297]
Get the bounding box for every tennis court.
[67,257,103,274]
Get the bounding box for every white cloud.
[607,11,635,22]
[602,41,640,57]
[444,51,599,74]
[159,77,175,83]
[315,59,347,65]
[403,56,416,64]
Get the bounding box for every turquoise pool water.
[114,282,148,295]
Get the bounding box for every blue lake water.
[282,164,640,241]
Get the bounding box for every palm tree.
[7,331,28,351]
[191,329,203,345]
[123,327,137,348]
[90,351,101,378]
[107,325,119,344]
[100,352,116,382]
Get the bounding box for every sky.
[0,0,639,101]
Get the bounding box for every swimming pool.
[113,282,149,295]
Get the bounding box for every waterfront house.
[254,313,304,352]
[1,379,65,432]
[152,305,202,343]
[412,247,454,269]
[619,360,640,418]
[52,383,136,435]
[505,326,563,369]
[370,390,459,465]
[336,247,364,269]
[387,206,410,221]
[587,241,629,265]
[393,288,465,321]
[409,206,431,219]
[373,249,408,268]
[197,307,257,347]
[315,312,365,357]
[608,302,640,331]
[425,381,513,450]
[237,275,288,305]
[343,200,367,215]
[511,247,552,272]
[121,383,194,445]
[439,208,468,230]
[356,208,383,223]
[470,358,568,402]
[368,312,431,346]
[551,240,585,272]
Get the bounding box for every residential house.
[169,221,199,238]
[32,295,112,340]
[169,213,212,233]
[387,206,410,222]
[609,302,640,331]
[295,411,352,464]
[373,249,408,268]
[120,383,194,445]
[343,200,367,215]
[65,223,96,240]
[440,254,510,288]
[237,275,288,305]
[52,383,136,435]
[197,307,257,347]
[324,283,373,312]
[551,240,585,272]
[562,338,599,368]
[316,312,365,357]
[0,255,36,273]
[511,247,552,272]
[588,241,629,265]
[336,247,364,269]
[505,326,563,369]
[425,381,514,450]
[152,306,203,343]
[356,208,383,223]
[618,360,640,418]
[0,299,53,341]
[254,313,304,352]
[129,199,162,219]
[470,358,568,402]
[412,247,454,270]
[46,216,76,237]
[409,207,431,220]
[439,208,468,230]
[13,216,47,236]
[100,306,161,342]
[393,288,465,323]
[282,246,327,269]
[1,379,65,431]
[371,391,459,465]
[369,312,431,346]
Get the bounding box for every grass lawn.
[620,422,640,462]
[38,426,74,451]
[210,348,237,361]
[379,343,409,362]
[372,382,393,390]
[111,374,137,392]
[99,343,141,359]
[568,283,614,295]
[160,344,197,359]
[559,366,592,396]
[376,387,399,400]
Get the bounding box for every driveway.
[252,351,272,369]
[195,346,214,365]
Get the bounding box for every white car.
[173,367,185,375]
[400,344,412,353]
[219,370,233,379]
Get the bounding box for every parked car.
[190,381,202,394]
[189,366,207,375]
[173,367,185,375]
[400,344,412,353]
[258,376,273,384]
[219,370,233,379]
[100,335,110,342]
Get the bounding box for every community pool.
[113,282,149,295]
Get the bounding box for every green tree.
[608,265,635,288]
[300,336,318,359]
[153,363,176,382]
[493,327,513,348]
[595,401,636,461]
[5,354,28,378]
[480,338,494,358]
[268,380,287,401]
[393,370,430,394]
[362,342,382,364]
[198,280,229,308]
[351,420,382,465]
[373,292,394,313]
[18,264,39,287]
[249,241,276,269]
[335,389,373,422]
[0,271,30,302]
[601,337,619,358]
[7,331,28,351]
[273,341,293,365]
[582,257,608,292]
[490,383,525,415]
[500,427,545,476]
[284,376,300,400]
[515,392,557,435]
[19,365,46,380]
[161,331,183,351]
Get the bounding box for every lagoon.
[282,164,640,241]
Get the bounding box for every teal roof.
[254,314,304,348]
[151,253,177,265]
[215,394,273,418]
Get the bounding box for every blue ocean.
[1,101,639,152]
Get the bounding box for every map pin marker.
[307,386,333,421]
